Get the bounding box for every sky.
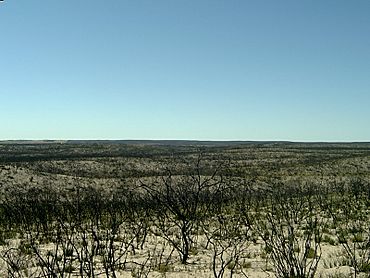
[0,1,369,141]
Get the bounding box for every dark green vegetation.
[0,141,369,277]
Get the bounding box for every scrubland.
[0,141,369,277]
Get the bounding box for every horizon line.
[0,139,369,144]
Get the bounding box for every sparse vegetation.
[0,141,369,277]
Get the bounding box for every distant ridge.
[0,140,277,146]
[0,140,369,148]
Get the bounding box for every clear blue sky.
[1,1,369,141]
